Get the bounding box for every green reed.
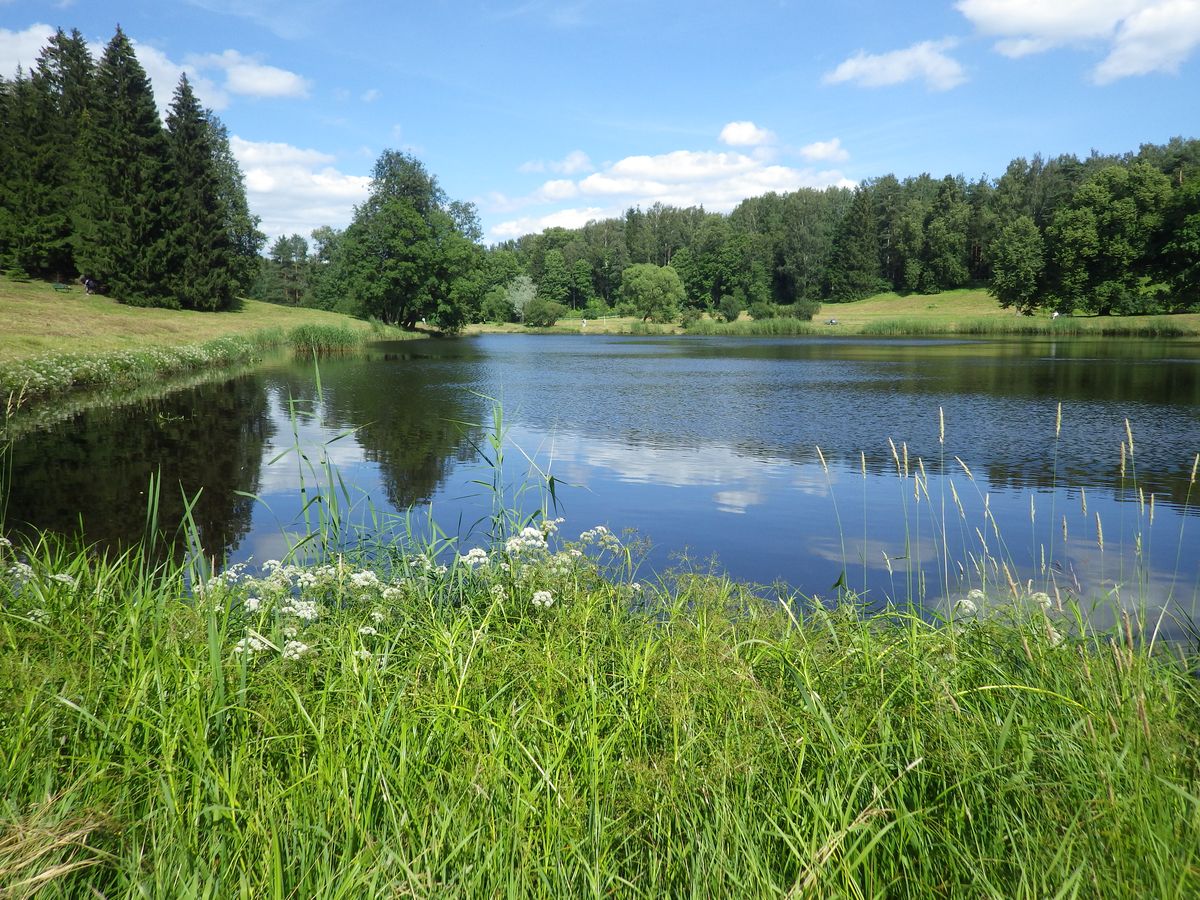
[2,409,1199,898]
[286,323,369,357]
[685,317,818,336]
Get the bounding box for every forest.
[2,27,1198,325]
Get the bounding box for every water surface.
[7,335,1199,627]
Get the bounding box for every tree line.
[259,137,1199,326]
[0,27,263,310]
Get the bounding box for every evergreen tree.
[824,186,884,301]
[206,114,265,295]
[76,26,172,306]
[164,74,237,310]
[0,72,40,275]
[27,28,95,279]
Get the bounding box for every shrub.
[523,298,566,327]
[747,301,777,321]
[718,294,741,323]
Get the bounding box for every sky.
[3,1,1198,245]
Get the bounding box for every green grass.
[0,278,422,412]
[862,315,1195,337]
[2,524,1198,897]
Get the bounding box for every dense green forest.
[0,27,263,310]
[3,27,1198,324]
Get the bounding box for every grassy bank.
[0,278,419,409]
[464,289,1200,337]
[1,515,1198,897]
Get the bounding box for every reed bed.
[286,322,370,356]
[859,316,1195,337]
[685,317,819,336]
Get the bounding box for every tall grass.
[860,316,1195,337]
[3,400,1200,897]
[286,323,369,356]
[685,316,818,336]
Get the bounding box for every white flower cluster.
[579,525,620,549]
[505,527,548,555]
[279,599,320,621]
[358,625,377,636]
[8,562,34,583]
[532,590,555,608]
[350,570,380,589]
[540,517,565,536]
[244,596,262,613]
[459,547,489,569]
[233,634,270,655]
[282,640,310,660]
[411,553,448,578]
[954,589,984,616]
[0,536,11,550]
[26,608,50,624]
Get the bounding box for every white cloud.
[518,149,594,175]
[957,0,1200,80]
[191,49,311,98]
[361,88,382,102]
[719,121,776,146]
[0,23,55,76]
[1095,1,1200,81]
[230,137,370,242]
[491,207,609,240]
[133,42,229,112]
[490,140,854,241]
[823,39,967,91]
[799,138,849,162]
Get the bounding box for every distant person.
[581,319,587,329]
[83,277,96,294]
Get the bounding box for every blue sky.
[3,1,1198,244]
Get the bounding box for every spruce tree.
[825,186,884,301]
[77,26,172,306]
[28,28,96,280]
[164,74,236,310]
[205,114,265,295]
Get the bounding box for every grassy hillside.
[0,277,410,364]
[464,289,1200,336]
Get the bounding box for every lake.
[6,334,1199,629]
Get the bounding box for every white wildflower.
[0,536,12,549]
[955,594,979,616]
[370,609,386,624]
[491,585,507,602]
[27,608,50,624]
[350,570,381,589]
[232,633,270,655]
[541,517,565,536]
[532,590,554,608]
[358,625,378,636]
[279,599,319,621]
[630,582,642,592]
[1046,625,1065,647]
[382,587,403,602]
[460,547,489,568]
[263,559,282,571]
[50,573,76,588]
[244,596,262,614]
[282,625,299,639]
[282,640,310,660]
[1030,591,1052,610]
[353,649,372,660]
[8,562,33,582]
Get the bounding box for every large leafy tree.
[1045,162,1171,314]
[76,27,172,306]
[988,215,1044,314]
[620,263,684,322]
[163,74,237,311]
[330,150,480,329]
[1153,179,1200,311]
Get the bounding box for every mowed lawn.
[0,278,397,363]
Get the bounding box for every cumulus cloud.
[0,23,55,76]
[489,132,855,241]
[957,0,1200,80]
[1095,1,1200,81]
[230,137,370,242]
[518,150,594,175]
[132,42,229,112]
[361,88,382,102]
[799,138,849,162]
[823,39,967,91]
[190,49,311,98]
[718,121,776,146]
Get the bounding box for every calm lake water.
[6,334,1200,627]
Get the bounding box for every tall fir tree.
[164,74,237,310]
[824,186,884,301]
[76,26,172,306]
[205,113,265,295]
[28,28,95,279]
